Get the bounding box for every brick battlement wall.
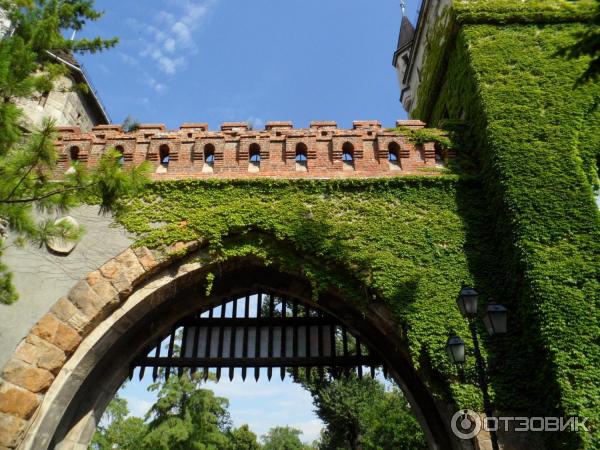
[55,120,453,179]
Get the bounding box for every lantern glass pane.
[484,304,508,335]
[446,337,465,364]
[458,287,478,316]
[452,344,465,363]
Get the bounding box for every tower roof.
[392,15,415,67]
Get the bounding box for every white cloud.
[294,419,324,443]
[172,21,192,45]
[119,52,140,68]
[163,38,176,53]
[122,0,218,90]
[146,77,167,93]
[128,397,154,418]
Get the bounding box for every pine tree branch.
[0,184,93,204]
[3,163,38,202]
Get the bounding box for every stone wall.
[0,207,133,371]
[56,120,452,179]
[16,74,99,133]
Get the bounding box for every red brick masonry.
[56,120,453,179]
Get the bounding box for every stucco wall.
[0,207,133,368]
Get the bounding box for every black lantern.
[446,336,466,364]
[483,304,508,335]
[457,286,479,317]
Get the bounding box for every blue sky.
[79,0,420,130]
[80,0,421,443]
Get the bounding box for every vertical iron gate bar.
[292,299,299,380]
[342,325,349,378]
[179,324,188,377]
[216,299,227,381]
[191,312,200,377]
[317,309,324,382]
[242,293,250,381]
[267,293,275,380]
[165,326,176,381]
[229,298,238,381]
[152,336,161,382]
[254,292,262,381]
[280,296,287,380]
[356,336,363,379]
[305,304,311,382]
[204,306,214,381]
[330,324,337,379]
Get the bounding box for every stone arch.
[0,239,464,450]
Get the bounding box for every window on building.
[249,144,261,163]
[434,143,445,166]
[115,145,125,166]
[295,143,308,172]
[159,144,170,166]
[202,144,216,174]
[204,144,216,164]
[69,146,80,162]
[249,143,261,172]
[342,142,354,162]
[295,143,308,162]
[342,142,355,171]
[388,142,401,171]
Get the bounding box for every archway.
[4,240,461,450]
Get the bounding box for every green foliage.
[558,0,600,82]
[261,426,311,450]
[227,424,261,450]
[412,2,600,448]
[115,177,486,409]
[90,396,148,450]
[391,126,454,150]
[297,374,427,450]
[141,372,232,450]
[453,0,598,24]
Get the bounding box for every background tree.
[227,424,261,450]
[261,426,313,450]
[90,395,147,450]
[140,372,232,450]
[0,0,149,304]
[297,373,427,450]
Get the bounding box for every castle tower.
[392,14,415,111]
[397,1,600,449]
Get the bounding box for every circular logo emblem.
[451,409,482,439]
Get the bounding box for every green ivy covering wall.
[412,1,599,448]
[115,177,496,410]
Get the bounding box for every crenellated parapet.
[55,120,451,179]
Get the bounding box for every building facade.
[0,7,109,131]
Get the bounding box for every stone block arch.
[0,238,468,450]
